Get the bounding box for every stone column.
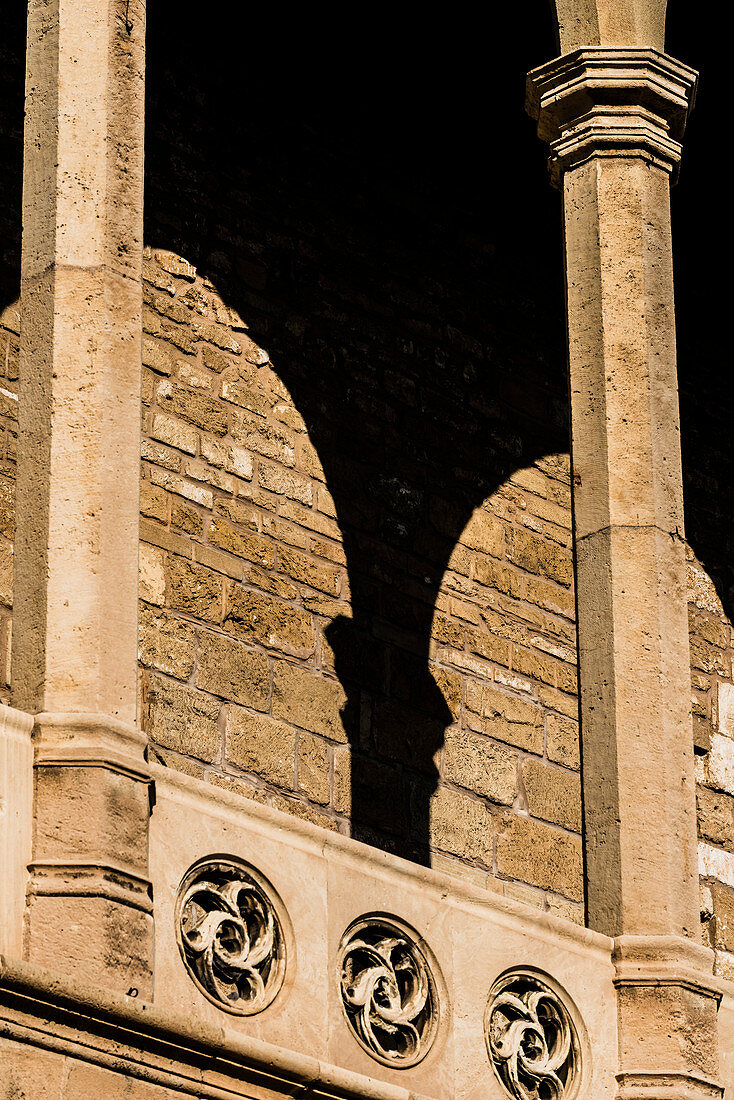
[14,0,152,994]
[528,49,722,1099]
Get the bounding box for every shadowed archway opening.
[144,3,566,864]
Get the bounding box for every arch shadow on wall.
[142,2,569,863]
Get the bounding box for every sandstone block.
[139,480,169,523]
[509,527,572,586]
[225,707,296,788]
[157,380,228,435]
[465,681,543,753]
[209,516,274,567]
[697,787,734,850]
[522,758,582,831]
[231,410,295,466]
[272,660,347,742]
[278,546,341,596]
[259,463,313,504]
[171,499,204,535]
[443,727,517,806]
[138,606,196,680]
[297,732,330,804]
[147,674,221,761]
[195,630,270,710]
[546,712,580,769]
[460,508,505,558]
[224,587,314,656]
[151,412,197,454]
[429,785,494,866]
[712,885,734,952]
[167,557,222,622]
[496,815,583,900]
[139,542,166,606]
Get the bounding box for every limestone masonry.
[0,1,732,1097]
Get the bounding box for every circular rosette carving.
[485,972,582,1100]
[175,857,286,1015]
[338,916,439,1068]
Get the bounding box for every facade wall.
[0,0,733,987]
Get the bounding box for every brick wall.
[135,242,582,919]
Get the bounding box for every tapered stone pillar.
[14,0,152,994]
[528,49,722,1099]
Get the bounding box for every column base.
[614,936,724,1100]
[25,713,154,998]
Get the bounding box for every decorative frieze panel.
[175,856,286,1015]
[337,916,439,1068]
[485,970,582,1100]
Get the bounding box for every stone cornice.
[526,48,698,185]
[0,955,431,1100]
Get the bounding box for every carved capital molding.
[32,712,151,784]
[526,48,698,185]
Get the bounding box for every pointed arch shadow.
[143,2,569,863]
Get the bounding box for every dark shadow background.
[666,10,729,617]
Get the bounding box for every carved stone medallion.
[485,971,581,1100]
[175,856,286,1015]
[338,916,439,1067]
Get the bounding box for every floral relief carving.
[176,857,286,1015]
[485,971,581,1100]
[338,916,439,1067]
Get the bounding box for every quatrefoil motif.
[486,972,581,1100]
[338,917,439,1067]
[176,857,286,1015]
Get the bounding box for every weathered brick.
[225,707,295,788]
[196,630,269,709]
[147,675,221,762]
[138,607,196,681]
[167,557,222,622]
[443,727,517,806]
[522,758,581,831]
[465,682,543,753]
[272,660,347,742]
[224,587,314,656]
[497,815,583,900]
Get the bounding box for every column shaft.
[15,0,152,993]
[565,153,698,939]
[528,49,722,1100]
